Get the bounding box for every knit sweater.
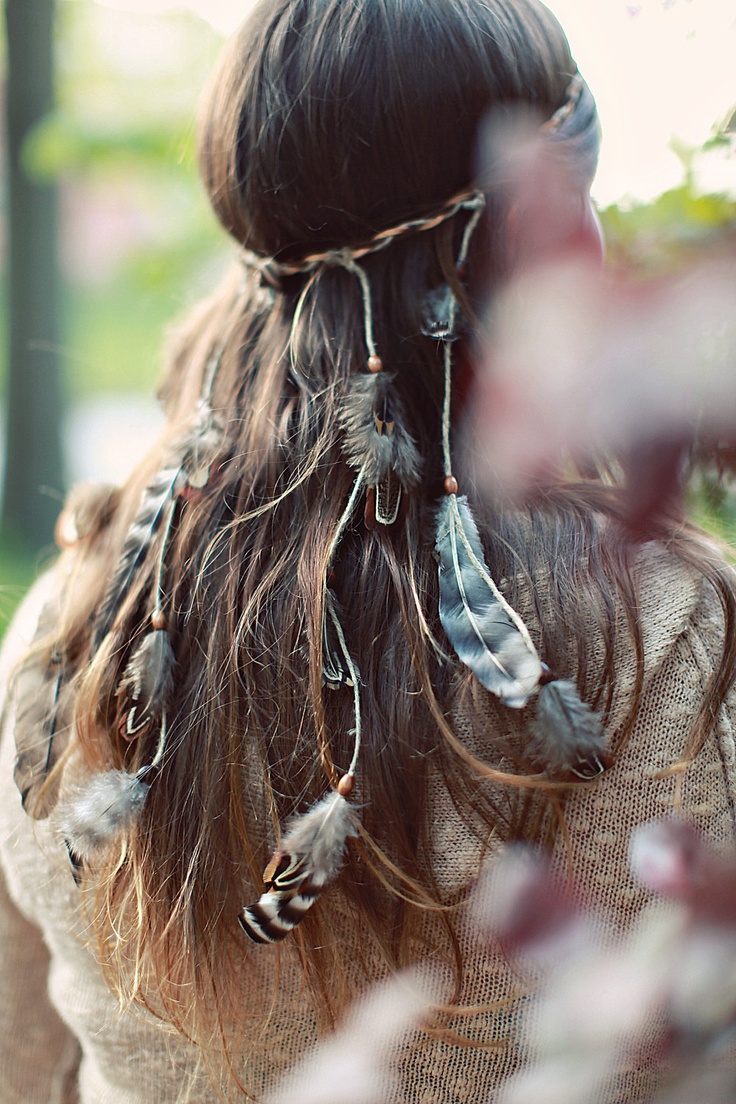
[0,542,734,1104]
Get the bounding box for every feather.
[12,598,69,820]
[116,628,176,740]
[340,374,421,487]
[436,495,542,708]
[56,769,150,864]
[420,283,463,341]
[528,679,608,778]
[91,466,184,651]
[239,791,357,944]
[322,590,355,690]
[91,404,223,651]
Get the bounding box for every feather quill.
[436,495,542,708]
[239,791,357,944]
[116,628,176,739]
[528,679,608,778]
[57,768,150,864]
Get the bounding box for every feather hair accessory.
[59,349,225,870]
[436,494,542,708]
[13,597,68,820]
[57,767,152,865]
[340,372,422,527]
[239,790,358,943]
[91,350,224,652]
[433,196,608,777]
[60,534,175,866]
[529,677,609,778]
[241,488,364,942]
[432,196,542,701]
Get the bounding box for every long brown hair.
[53,0,736,1089]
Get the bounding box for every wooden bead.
[444,475,459,496]
[151,609,167,631]
[367,355,383,374]
[337,773,354,798]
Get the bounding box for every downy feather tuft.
[528,679,608,778]
[436,495,542,708]
[340,374,421,487]
[239,791,357,944]
[57,769,150,864]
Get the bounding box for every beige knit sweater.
[1,542,735,1104]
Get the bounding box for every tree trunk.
[4,0,65,552]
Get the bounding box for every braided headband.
[41,70,607,944]
[242,189,486,287]
[241,72,595,289]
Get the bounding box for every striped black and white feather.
[528,679,608,778]
[116,629,176,739]
[436,495,542,708]
[239,791,357,944]
[57,768,151,864]
[340,374,422,488]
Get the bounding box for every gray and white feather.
[340,374,421,487]
[436,495,542,708]
[57,769,150,863]
[528,679,607,777]
[116,628,177,738]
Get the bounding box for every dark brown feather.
[12,597,70,819]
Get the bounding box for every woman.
[1,1,735,1101]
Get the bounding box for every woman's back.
[1,1,736,1100]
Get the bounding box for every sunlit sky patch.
[93,0,736,206]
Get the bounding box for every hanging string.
[440,194,485,479]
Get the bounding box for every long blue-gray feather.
[436,495,542,708]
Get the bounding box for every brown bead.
[337,773,354,797]
[151,609,167,631]
[367,355,383,374]
[444,475,459,496]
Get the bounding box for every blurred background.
[0,0,734,628]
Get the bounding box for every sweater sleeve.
[0,855,81,1103]
[0,572,81,1103]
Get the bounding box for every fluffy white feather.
[56,769,149,863]
[278,791,357,886]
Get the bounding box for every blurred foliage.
[598,117,736,545]
[599,116,736,273]
[0,0,229,401]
